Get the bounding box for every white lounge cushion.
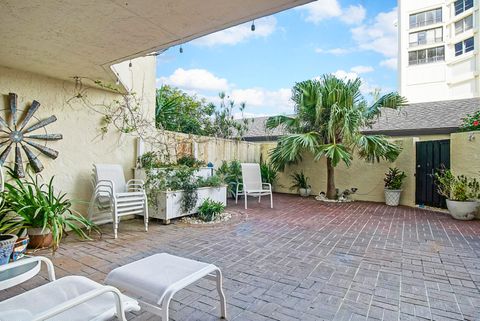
[0,275,139,321]
[105,253,217,305]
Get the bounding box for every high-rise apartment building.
[398,0,479,103]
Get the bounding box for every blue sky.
[156,0,398,117]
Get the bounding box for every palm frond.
[265,115,299,133]
[314,143,352,167]
[365,92,407,119]
[269,132,320,171]
[356,134,402,163]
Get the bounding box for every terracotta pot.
[28,228,53,249]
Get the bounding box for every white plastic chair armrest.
[94,180,115,197]
[0,256,56,281]
[262,183,272,191]
[126,179,145,192]
[32,285,128,321]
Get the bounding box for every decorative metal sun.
[0,93,63,178]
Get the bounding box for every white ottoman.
[105,253,227,320]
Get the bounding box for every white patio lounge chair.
[88,164,148,239]
[0,256,139,321]
[236,163,273,209]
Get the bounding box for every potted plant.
[0,207,28,261]
[2,169,98,251]
[384,167,407,206]
[290,171,311,197]
[0,234,17,265]
[260,161,278,187]
[435,169,480,220]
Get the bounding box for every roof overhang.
[0,0,312,84]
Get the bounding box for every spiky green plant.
[1,168,98,251]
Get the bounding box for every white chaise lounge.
[0,256,139,321]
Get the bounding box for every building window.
[409,27,443,47]
[455,37,475,56]
[455,15,473,34]
[408,46,445,65]
[454,0,474,15]
[409,8,442,28]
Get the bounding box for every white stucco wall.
[0,56,156,213]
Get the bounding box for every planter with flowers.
[459,110,480,132]
[384,168,407,206]
[435,169,480,220]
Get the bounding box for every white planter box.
[134,168,225,222]
[150,186,227,222]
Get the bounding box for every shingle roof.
[363,97,479,136]
[241,98,479,140]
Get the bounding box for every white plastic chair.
[236,163,273,209]
[0,256,140,321]
[88,164,148,239]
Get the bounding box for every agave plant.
[1,168,98,251]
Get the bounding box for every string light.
[251,20,255,31]
[179,45,183,53]
[129,60,132,68]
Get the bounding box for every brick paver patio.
[2,194,480,320]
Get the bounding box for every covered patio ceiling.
[0,0,312,84]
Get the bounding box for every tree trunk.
[326,158,336,199]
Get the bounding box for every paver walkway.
[2,194,480,320]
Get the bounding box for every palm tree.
[267,74,407,199]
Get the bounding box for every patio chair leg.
[160,293,173,321]
[215,269,227,319]
[258,195,261,203]
[235,190,238,204]
[270,193,273,209]
[144,203,149,232]
[244,193,248,209]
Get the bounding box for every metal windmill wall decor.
[0,93,63,178]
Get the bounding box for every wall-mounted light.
[251,20,255,32]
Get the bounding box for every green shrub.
[260,161,278,185]
[435,169,480,201]
[197,198,225,222]
[459,110,480,132]
[290,171,310,190]
[197,175,223,188]
[216,160,242,198]
[177,155,205,168]
[384,167,407,190]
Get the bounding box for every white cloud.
[157,68,229,92]
[315,47,351,55]
[331,70,359,82]
[192,16,276,47]
[328,69,380,98]
[380,58,398,70]
[350,8,398,58]
[297,0,342,24]
[351,65,374,74]
[229,88,293,114]
[298,1,365,25]
[340,5,367,25]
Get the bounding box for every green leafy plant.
[216,160,242,198]
[177,155,206,168]
[260,161,278,185]
[267,75,406,199]
[0,207,24,236]
[1,168,98,251]
[435,169,480,201]
[459,109,480,132]
[197,175,223,188]
[290,171,311,191]
[197,198,225,222]
[139,151,166,169]
[384,168,407,190]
